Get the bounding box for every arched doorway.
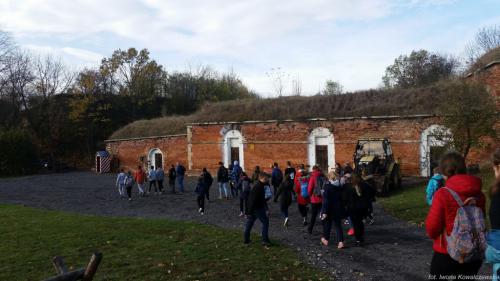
[308,127,334,172]
[223,130,244,170]
[420,125,452,177]
[148,148,164,170]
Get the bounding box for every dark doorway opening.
[230,147,239,164]
[154,153,163,168]
[315,145,328,172]
[430,146,446,176]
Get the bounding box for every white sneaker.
[128,198,132,201]
[198,208,202,213]
[201,212,204,215]
[337,242,344,249]
[284,217,289,227]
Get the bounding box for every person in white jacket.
[115,169,126,197]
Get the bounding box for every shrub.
[0,129,38,176]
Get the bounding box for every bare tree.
[291,75,302,96]
[266,67,289,97]
[31,55,74,98]
[465,25,500,68]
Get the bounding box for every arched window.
[223,130,244,170]
[420,125,452,177]
[148,148,164,171]
[308,127,335,172]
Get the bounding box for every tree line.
[0,32,256,175]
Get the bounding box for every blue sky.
[1,0,499,96]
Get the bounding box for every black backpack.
[313,175,327,196]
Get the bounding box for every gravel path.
[0,172,491,281]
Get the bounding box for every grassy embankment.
[0,204,326,281]
[378,170,495,226]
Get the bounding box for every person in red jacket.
[307,165,325,234]
[294,164,310,226]
[134,165,146,197]
[425,152,485,279]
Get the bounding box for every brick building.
[106,61,499,177]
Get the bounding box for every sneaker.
[369,218,375,225]
[302,218,308,226]
[337,242,344,249]
[239,212,244,217]
[347,228,355,236]
[344,219,350,225]
[284,217,289,227]
[128,198,132,201]
[201,212,204,215]
[198,208,202,213]
[321,237,329,246]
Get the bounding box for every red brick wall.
[189,117,444,176]
[106,135,187,173]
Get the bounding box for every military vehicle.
[353,137,401,195]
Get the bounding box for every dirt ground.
[0,172,491,281]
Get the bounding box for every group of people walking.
[115,162,187,201]
[113,148,500,280]
[424,149,500,280]
[191,160,376,249]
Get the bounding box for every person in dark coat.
[343,172,371,246]
[251,166,261,184]
[238,172,251,217]
[320,171,345,248]
[195,176,207,215]
[361,168,377,224]
[168,164,177,193]
[271,162,283,195]
[217,162,229,199]
[274,173,294,227]
[244,173,271,247]
[202,168,213,201]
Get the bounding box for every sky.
[0,0,499,96]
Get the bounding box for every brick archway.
[148,148,164,171]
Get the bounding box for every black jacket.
[203,171,213,187]
[274,178,294,207]
[168,168,176,183]
[246,181,267,215]
[321,182,345,220]
[491,191,500,229]
[343,182,371,217]
[217,166,229,183]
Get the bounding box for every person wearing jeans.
[243,173,271,247]
[217,162,229,199]
[176,162,186,193]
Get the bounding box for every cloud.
[0,0,495,95]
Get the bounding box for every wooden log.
[81,252,102,281]
[43,268,84,281]
[52,256,68,275]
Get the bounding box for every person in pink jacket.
[307,165,326,234]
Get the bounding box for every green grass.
[0,205,326,281]
[378,171,496,226]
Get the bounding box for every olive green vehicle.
[353,138,402,195]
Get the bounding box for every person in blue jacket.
[486,148,500,281]
[176,162,186,193]
[426,167,445,205]
[230,161,242,197]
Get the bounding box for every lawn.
[0,204,326,281]
[378,170,496,226]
